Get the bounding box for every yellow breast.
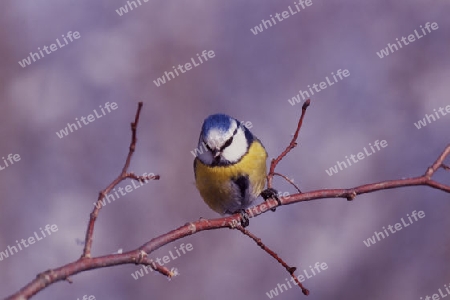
[194,140,267,215]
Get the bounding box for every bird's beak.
[212,150,221,162]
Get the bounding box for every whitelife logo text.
[18,31,81,68]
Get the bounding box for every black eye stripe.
[222,137,233,148]
[203,141,213,152]
[204,126,240,153]
[220,127,239,151]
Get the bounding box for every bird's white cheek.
[222,141,247,162]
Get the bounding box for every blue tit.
[193,114,268,215]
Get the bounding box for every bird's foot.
[260,188,281,212]
[240,210,250,227]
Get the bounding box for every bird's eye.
[204,143,213,152]
[222,137,233,149]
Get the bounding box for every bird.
[193,113,275,225]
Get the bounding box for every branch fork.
[6,100,450,300]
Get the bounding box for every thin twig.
[6,144,449,299]
[6,99,449,300]
[125,172,160,182]
[235,225,309,295]
[136,251,177,278]
[267,99,310,189]
[81,102,158,259]
[273,172,302,193]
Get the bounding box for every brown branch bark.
[235,225,309,295]
[5,149,450,299]
[273,172,302,193]
[267,99,310,189]
[5,100,449,300]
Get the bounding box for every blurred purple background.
[1,1,449,299]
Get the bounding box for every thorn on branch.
[346,190,357,201]
[185,222,197,233]
[168,267,179,279]
[65,277,73,284]
[227,218,239,229]
[136,250,147,264]
[36,270,54,284]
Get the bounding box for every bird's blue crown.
[201,114,235,137]
[200,113,254,145]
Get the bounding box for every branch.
[267,99,310,189]
[81,102,159,259]
[273,172,302,193]
[235,225,309,295]
[5,101,449,299]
